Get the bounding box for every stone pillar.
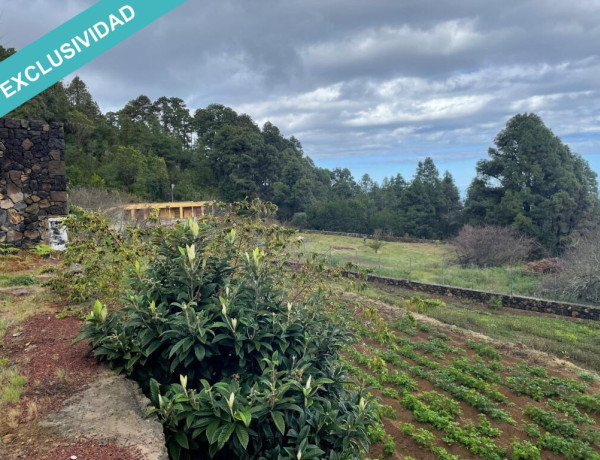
[0,118,67,247]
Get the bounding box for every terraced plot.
[331,295,600,459]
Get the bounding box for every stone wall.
[341,271,600,321]
[301,229,448,244]
[0,118,67,247]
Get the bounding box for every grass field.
[298,232,559,301]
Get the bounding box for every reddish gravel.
[3,314,100,422]
[28,439,141,460]
[1,311,142,459]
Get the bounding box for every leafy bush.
[51,208,153,302]
[77,211,378,459]
[290,212,308,229]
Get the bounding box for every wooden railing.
[116,201,216,220]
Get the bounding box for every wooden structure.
[118,201,217,220]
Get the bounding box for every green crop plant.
[510,440,541,460]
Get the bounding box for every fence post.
[409,257,412,281]
[510,269,514,296]
[470,265,474,290]
[329,246,332,266]
[355,249,358,266]
[441,261,445,285]
[554,273,558,301]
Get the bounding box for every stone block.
[7,183,23,203]
[14,201,27,212]
[22,139,33,150]
[48,138,65,150]
[8,208,22,224]
[24,230,40,240]
[4,119,21,129]
[9,170,22,186]
[48,160,66,176]
[50,191,68,202]
[25,203,39,214]
[6,230,23,243]
[29,121,43,131]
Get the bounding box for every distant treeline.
[2,44,598,253]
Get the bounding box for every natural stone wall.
[0,118,67,247]
[301,229,448,244]
[342,271,600,321]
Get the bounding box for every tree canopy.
[464,113,600,252]
[2,47,598,245]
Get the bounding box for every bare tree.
[452,225,535,267]
[69,187,140,230]
[559,232,600,303]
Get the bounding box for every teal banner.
[0,0,187,117]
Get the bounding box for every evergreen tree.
[464,113,600,252]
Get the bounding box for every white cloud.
[3,0,600,183]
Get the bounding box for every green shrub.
[0,274,37,287]
[77,211,378,459]
[51,209,153,302]
[31,243,54,258]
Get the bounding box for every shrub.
[76,211,378,459]
[367,229,386,254]
[559,231,600,303]
[290,212,308,229]
[452,225,535,267]
[50,209,153,302]
[526,258,561,274]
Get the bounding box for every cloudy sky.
[2,0,600,192]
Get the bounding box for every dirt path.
[0,255,167,459]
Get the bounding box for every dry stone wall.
[0,118,67,247]
[343,271,600,321]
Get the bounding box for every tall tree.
[66,76,102,121]
[464,113,600,252]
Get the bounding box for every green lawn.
[298,232,554,299]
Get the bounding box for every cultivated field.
[331,287,600,459]
[298,233,561,302]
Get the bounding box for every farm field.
[298,232,559,301]
[332,288,600,459]
[357,284,600,372]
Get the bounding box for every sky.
[2,0,600,193]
